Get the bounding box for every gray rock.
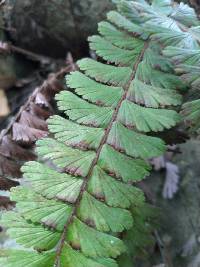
[4,0,114,58]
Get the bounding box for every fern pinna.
[164,47,200,136]
[0,1,185,267]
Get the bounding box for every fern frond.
[116,0,200,48]
[182,99,200,134]
[163,43,200,135]
[164,47,200,88]
[0,1,185,266]
[77,58,132,86]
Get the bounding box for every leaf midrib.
[53,40,150,266]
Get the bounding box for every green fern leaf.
[117,0,200,48]
[107,122,166,158]
[98,144,151,182]
[21,162,83,203]
[56,91,114,127]
[66,71,123,108]
[77,58,132,86]
[77,191,133,232]
[142,44,173,72]
[88,166,145,208]
[67,217,125,258]
[107,10,148,38]
[89,35,141,67]
[1,212,61,250]
[0,250,55,267]
[182,99,200,134]
[163,47,200,89]
[98,21,144,50]
[164,47,200,66]
[128,79,182,107]
[48,115,104,149]
[163,40,200,135]
[1,1,185,266]
[118,100,180,132]
[136,61,186,90]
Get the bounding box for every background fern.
[164,47,200,136]
[119,0,200,137]
[1,1,200,266]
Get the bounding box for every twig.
[0,41,53,64]
[11,44,52,63]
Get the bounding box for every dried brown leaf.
[0,155,21,178]
[0,135,35,160]
[42,74,64,95]
[0,176,19,190]
[12,122,48,143]
[35,92,50,107]
[29,101,52,119]
[19,110,48,131]
[0,60,75,199]
[0,196,15,210]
